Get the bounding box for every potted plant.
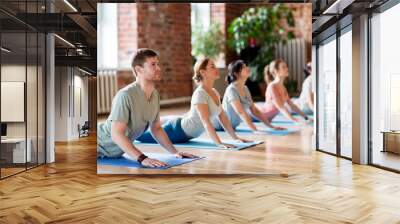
[227,4,295,97]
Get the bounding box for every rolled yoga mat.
[97,152,205,169]
[134,138,264,150]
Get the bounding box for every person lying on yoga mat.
[255,59,311,124]
[137,57,251,149]
[211,60,285,134]
[97,48,197,168]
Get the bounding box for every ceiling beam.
[55,55,96,70]
[67,13,97,39]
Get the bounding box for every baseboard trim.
[160,96,191,106]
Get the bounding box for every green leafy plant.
[192,23,225,60]
[228,4,295,82]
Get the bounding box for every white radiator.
[275,38,307,91]
[97,70,118,114]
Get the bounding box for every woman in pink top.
[257,59,310,124]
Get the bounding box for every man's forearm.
[112,134,143,159]
[152,128,178,154]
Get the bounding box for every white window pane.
[191,3,210,31]
[318,36,337,154]
[371,3,400,170]
[97,3,118,70]
[340,28,352,158]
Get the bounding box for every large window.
[316,26,353,159]
[371,3,400,171]
[339,27,352,158]
[0,1,46,179]
[317,35,337,154]
[97,3,118,70]
[191,3,211,32]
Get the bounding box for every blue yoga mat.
[272,114,314,125]
[97,152,204,169]
[253,114,314,124]
[235,126,300,136]
[134,139,263,150]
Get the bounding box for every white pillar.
[312,45,317,150]
[46,33,55,163]
[45,0,55,163]
[352,14,369,164]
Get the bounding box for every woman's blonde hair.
[264,58,285,85]
[193,57,210,83]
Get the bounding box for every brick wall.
[118,3,137,69]
[117,3,193,100]
[286,3,312,46]
[116,3,311,99]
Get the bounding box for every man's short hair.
[131,48,159,76]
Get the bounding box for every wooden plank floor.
[372,151,400,171]
[1,167,26,178]
[97,106,314,175]
[97,126,314,175]
[0,107,399,223]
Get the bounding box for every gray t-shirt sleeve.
[192,89,209,105]
[108,91,130,124]
[226,86,241,103]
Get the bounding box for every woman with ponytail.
[256,59,310,124]
[137,57,251,149]
[212,60,285,133]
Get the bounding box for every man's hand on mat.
[141,158,168,168]
[234,137,253,143]
[174,152,199,159]
[218,143,236,149]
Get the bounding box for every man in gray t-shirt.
[97,49,196,168]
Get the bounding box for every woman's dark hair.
[226,60,246,84]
